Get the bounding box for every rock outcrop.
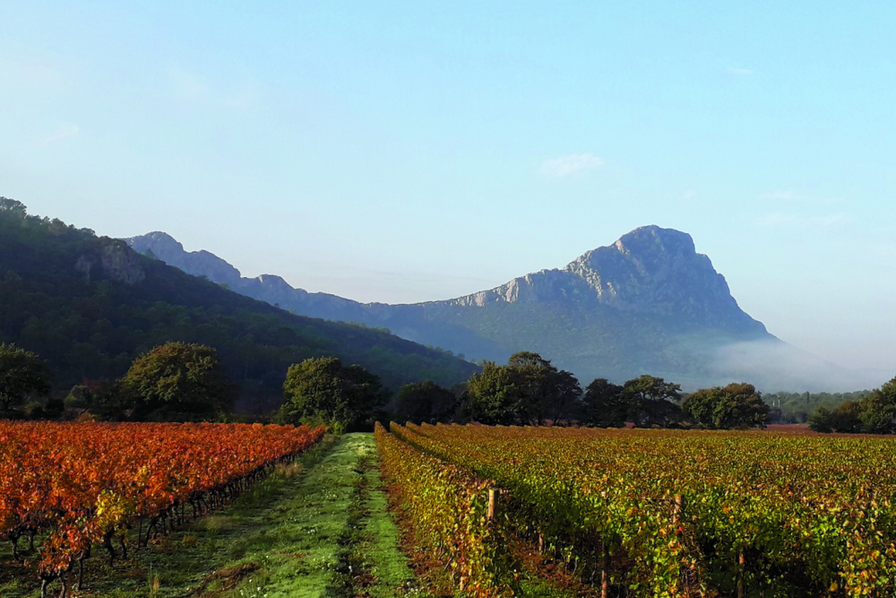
[446,226,765,334]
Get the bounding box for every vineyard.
[377,422,896,598]
[0,421,325,596]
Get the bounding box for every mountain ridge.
[127,226,808,389]
[129,226,766,329]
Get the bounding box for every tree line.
[0,342,236,421]
[0,343,768,429]
[276,351,774,431]
[5,335,892,435]
[763,390,872,424]
[807,380,896,434]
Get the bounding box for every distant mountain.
[0,198,478,413]
[126,226,873,391]
[127,231,364,318]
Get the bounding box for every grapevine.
[381,423,896,597]
[0,421,325,595]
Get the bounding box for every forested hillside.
[0,198,477,412]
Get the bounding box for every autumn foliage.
[0,421,324,588]
[378,423,896,598]
[375,423,511,596]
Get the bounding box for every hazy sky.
[2,1,895,372]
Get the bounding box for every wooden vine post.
[488,488,498,520]
[601,542,610,598]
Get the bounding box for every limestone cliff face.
[75,241,146,285]
[564,227,738,317]
[101,245,146,285]
[444,226,765,335]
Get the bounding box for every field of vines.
[377,422,896,598]
[0,421,325,596]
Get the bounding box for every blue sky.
[2,1,895,373]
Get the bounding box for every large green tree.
[461,361,520,425]
[279,357,386,431]
[391,380,459,424]
[121,342,235,420]
[808,401,863,433]
[579,378,627,427]
[0,197,27,217]
[462,352,581,425]
[621,375,683,427]
[507,352,581,425]
[0,343,50,415]
[682,382,769,429]
[857,377,896,434]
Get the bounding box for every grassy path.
[1,433,420,598]
[188,431,418,598]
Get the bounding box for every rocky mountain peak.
[568,226,699,280]
[125,232,243,287]
[444,225,763,335]
[614,224,696,257]
[563,225,761,332]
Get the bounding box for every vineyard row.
[0,421,326,596]
[378,422,896,598]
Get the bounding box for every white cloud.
[28,124,79,147]
[728,67,754,75]
[810,214,847,228]
[757,212,797,227]
[539,153,604,178]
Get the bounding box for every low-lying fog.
[705,338,890,393]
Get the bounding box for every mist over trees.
[14,329,896,437]
[764,390,872,424]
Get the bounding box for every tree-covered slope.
[0,198,478,411]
